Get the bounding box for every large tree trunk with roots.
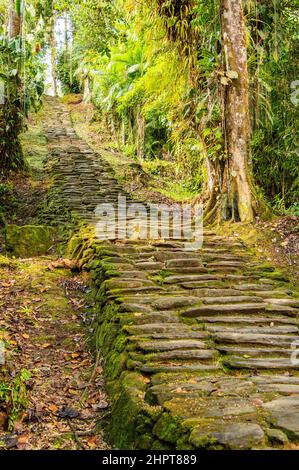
[0,1,25,175]
[205,0,255,223]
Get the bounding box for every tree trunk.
[50,16,58,97]
[136,110,145,160]
[83,77,90,102]
[220,0,254,222]
[0,0,25,175]
[8,0,21,37]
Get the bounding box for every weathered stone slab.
[208,261,244,267]
[202,398,256,418]
[119,303,153,313]
[202,296,263,304]
[208,326,298,334]
[124,323,191,335]
[104,279,154,290]
[256,384,299,394]
[253,376,299,385]
[265,305,299,316]
[190,288,241,297]
[147,382,217,404]
[167,267,209,274]
[128,312,179,324]
[118,270,149,279]
[214,332,299,347]
[263,396,299,438]
[141,363,220,374]
[267,298,299,307]
[224,357,299,370]
[149,349,215,361]
[136,339,207,352]
[236,283,277,291]
[181,281,224,289]
[198,315,298,325]
[130,330,208,340]
[190,423,265,449]
[217,346,292,357]
[164,274,222,284]
[166,259,203,268]
[151,296,200,311]
[135,262,164,271]
[183,303,266,317]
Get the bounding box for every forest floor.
[0,96,299,450]
[0,101,110,450]
[0,257,109,450]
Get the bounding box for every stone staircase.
[43,97,299,450]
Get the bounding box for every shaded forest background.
[0,0,298,219]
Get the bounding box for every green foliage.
[0,368,31,431]
[0,0,49,174]
[9,368,31,429]
[57,49,80,93]
[247,0,299,212]
[1,0,298,213]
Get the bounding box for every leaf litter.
[0,257,110,450]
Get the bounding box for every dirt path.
[0,256,109,450]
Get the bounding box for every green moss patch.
[5,224,56,257]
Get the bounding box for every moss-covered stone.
[5,225,56,257]
[108,372,160,449]
[153,412,184,444]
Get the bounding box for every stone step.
[189,423,265,450]
[147,349,216,361]
[267,298,299,307]
[197,315,298,325]
[104,279,155,290]
[224,357,299,370]
[135,262,164,271]
[214,332,299,347]
[107,286,162,298]
[265,305,299,316]
[166,259,204,268]
[181,281,225,289]
[125,312,179,325]
[165,267,209,274]
[252,376,299,385]
[208,325,298,334]
[183,303,267,317]
[208,261,244,267]
[124,323,194,335]
[140,363,220,374]
[217,346,293,357]
[130,330,208,340]
[249,290,292,299]
[151,296,201,311]
[256,383,299,394]
[201,296,264,304]
[185,288,242,296]
[135,339,208,352]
